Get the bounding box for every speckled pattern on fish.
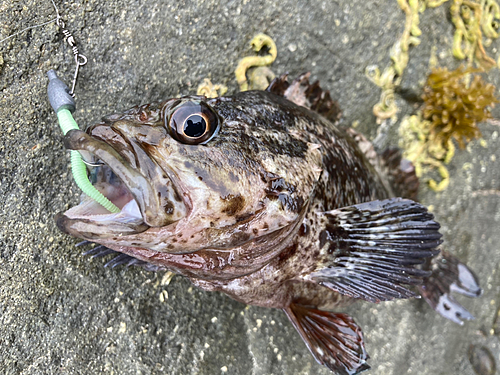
[56,74,481,375]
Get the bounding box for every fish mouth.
[56,129,186,240]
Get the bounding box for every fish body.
[57,74,481,374]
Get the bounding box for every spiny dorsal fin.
[305,198,442,303]
[345,128,420,201]
[381,148,420,201]
[266,73,341,123]
[284,304,370,375]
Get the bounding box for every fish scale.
[56,73,482,375]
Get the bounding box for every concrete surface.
[1,0,499,374]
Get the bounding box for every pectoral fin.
[305,198,442,303]
[284,303,369,375]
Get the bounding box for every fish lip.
[55,201,150,240]
[59,129,183,238]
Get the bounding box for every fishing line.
[0,18,57,44]
[49,0,88,96]
[2,1,120,213]
[1,1,87,96]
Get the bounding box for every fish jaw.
[56,129,186,241]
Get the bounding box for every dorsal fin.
[381,148,420,200]
[266,73,342,123]
[346,128,420,200]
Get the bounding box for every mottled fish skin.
[57,80,480,374]
[64,90,387,308]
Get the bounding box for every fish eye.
[183,114,208,138]
[168,101,220,145]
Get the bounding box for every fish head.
[57,92,323,254]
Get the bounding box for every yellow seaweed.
[481,0,500,38]
[399,115,453,191]
[196,78,228,98]
[400,66,497,191]
[426,0,450,7]
[367,0,422,123]
[451,0,499,69]
[235,33,277,91]
[369,0,500,125]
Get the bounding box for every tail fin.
[418,250,482,325]
[284,303,369,375]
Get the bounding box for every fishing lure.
[47,70,119,213]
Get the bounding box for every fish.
[56,73,482,375]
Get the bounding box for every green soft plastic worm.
[47,70,120,213]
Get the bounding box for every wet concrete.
[1,1,499,374]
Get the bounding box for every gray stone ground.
[1,0,499,374]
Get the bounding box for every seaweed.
[399,114,454,191]
[366,0,422,123]
[400,66,498,191]
[422,66,498,149]
[196,78,228,98]
[365,0,500,191]
[368,0,500,125]
[234,33,277,91]
[451,0,500,69]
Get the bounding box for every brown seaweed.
[422,66,498,149]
